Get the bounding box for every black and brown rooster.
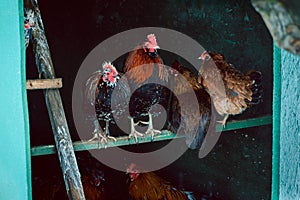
[123,34,171,141]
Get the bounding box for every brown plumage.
[198,51,262,126]
[122,34,171,141]
[127,164,188,200]
[123,34,169,85]
[124,47,168,84]
[170,60,213,149]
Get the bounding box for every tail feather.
[246,70,263,105]
[85,71,102,106]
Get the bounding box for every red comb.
[102,62,118,76]
[147,34,158,46]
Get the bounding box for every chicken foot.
[217,114,229,128]
[139,112,161,140]
[128,117,144,143]
[88,119,116,148]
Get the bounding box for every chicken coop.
[0,0,299,199]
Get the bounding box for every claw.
[128,117,144,143]
[88,120,103,144]
[145,113,161,140]
[88,119,116,148]
[145,128,161,140]
[217,114,229,128]
[88,131,102,142]
[99,135,117,149]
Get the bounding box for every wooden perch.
[24,0,86,199]
[251,0,300,55]
[26,78,62,90]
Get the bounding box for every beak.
[146,48,159,58]
[198,51,208,60]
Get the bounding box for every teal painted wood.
[0,0,32,200]
[31,115,272,156]
[272,44,281,200]
[279,50,300,199]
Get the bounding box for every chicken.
[127,163,189,200]
[33,164,105,200]
[123,34,171,141]
[198,51,263,126]
[85,62,131,143]
[24,18,34,48]
[170,60,214,149]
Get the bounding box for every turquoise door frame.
[0,0,32,199]
[272,44,281,200]
[1,0,299,199]
[273,44,300,199]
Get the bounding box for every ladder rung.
[26,78,62,90]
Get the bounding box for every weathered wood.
[26,78,62,90]
[24,0,86,199]
[30,115,272,157]
[251,0,300,55]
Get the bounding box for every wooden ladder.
[25,0,86,199]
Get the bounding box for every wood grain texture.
[26,78,62,90]
[25,0,86,199]
[251,0,300,55]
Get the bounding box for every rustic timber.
[31,115,272,157]
[24,0,85,199]
[251,0,300,55]
[26,78,62,90]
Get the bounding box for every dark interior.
[27,0,273,199]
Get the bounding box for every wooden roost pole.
[24,0,86,199]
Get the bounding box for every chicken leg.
[217,114,229,128]
[128,117,144,143]
[139,113,161,140]
[89,119,116,147]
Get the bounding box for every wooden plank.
[25,0,86,199]
[215,115,272,132]
[26,78,62,90]
[31,115,272,157]
[31,131,180,156]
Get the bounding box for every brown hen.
[198,51,262,126]
[127,164,188,200]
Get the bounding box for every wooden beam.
[25,0,85,199]
[26,78,62,90]
[31,131,179,156]
[31,115,272,157]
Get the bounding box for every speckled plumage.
[85,63,131,140]
[199,52,262,124]
[86,65,130,122]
